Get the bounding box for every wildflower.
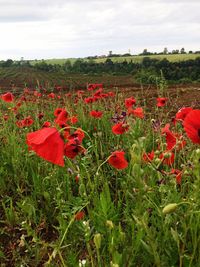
[26,127,65,166]
[111,112,126,123]
[22,116,34,127]
[48,92,55,99]
[66,128,85,143]
[175,107,193,122]
[90,110,103,118]
[55,110,68,127]
[183,109,200,144]
[68,116,78,124]
[1,92,14,102]
[160,151,175,165]
[54,108,66,117]
[108,151,128,169]
[125,97,136,108]
[75,211,85,221]
[64,139,85,159]
[42,121,51,128]
[128,107,144,118]
[157,97,168,107]
[38,112,44,120]
[171,169,182,185]
[162,123,186,150]
[87,83,103,91]
[143,150,155,162]
[112,122,129,135]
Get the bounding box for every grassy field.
[0,83,200,266]
[30,53,200,65]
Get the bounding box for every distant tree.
[188,50,193,54]
[63,60,72,72]
[105,58,114,65]
[142,49,148,55]
[180,48,186,54]
[2,59,13,67]
[108,51,113,57]
[172,49,179,54]
[163,47,168,55]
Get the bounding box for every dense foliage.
[1,56,200,84]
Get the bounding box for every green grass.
[0,85,200,266]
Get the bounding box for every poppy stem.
[95,156,111,176]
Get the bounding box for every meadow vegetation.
[0,82,200,266]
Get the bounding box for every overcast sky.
[0,0,199,60]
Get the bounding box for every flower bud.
[106,220,114,230]
[94,233,101,250]
[162,203,178,215]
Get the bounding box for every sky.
[0,0,199,60]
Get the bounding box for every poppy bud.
[94,233,102,250]
[162,203,178,214]
[106,220,114,230]
[163,152,171,159]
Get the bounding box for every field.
[1,79,200,266]
[31,53,200,65]
[0,67,135,92]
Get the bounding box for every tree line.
[0,57,200,84]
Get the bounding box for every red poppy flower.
[26,127,65,166]
[171,169,182,185]
[157,98,168,107]
[65,93,72,97]
[38,112,44,120]
[75,211,85,221]
[66,128,85,143]
[125,97,136,108]
[68,116,78,124]
[90,110,103,118]
[160,152,175,166]
[108,151,128,169]
[3,114,9,121]
[77,90,85,97]
[112,122,129,135]
[93,88,103,97]
[16,120,24,128]
[22,116,34,127]
[48,93,55,99]
[108,91,115,97]
[24,88,30,94]
[132,107,144,119]
[143,150,155,162]
[88,83,103,91]
[42,121,51,128]
[64,139,85,159]
[55,110,68,127]
[84,97,95,104]
[54,108,65,117]
[175,107,193,122]
[162,123,186,150]
[34,91,41,97]
[1,92,14,102]
[183,109,200,144]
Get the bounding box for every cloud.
[0,0,199,59]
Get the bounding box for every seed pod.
[162,203,178,214]
[94,233,101,250]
